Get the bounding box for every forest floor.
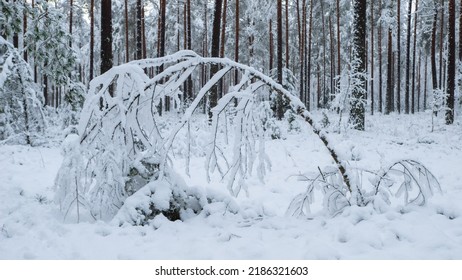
[1,112,462,259]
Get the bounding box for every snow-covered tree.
[0,36,45,144]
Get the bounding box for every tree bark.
[370,0,374,115]
[446,0,455,124]
[208,0,223,120]
[69,0,73,47]
[220,0,228,58]
[378,0,383,113]
[396,0,401,113]
[439,0,444,89]
[100,0,112,76]
[136,0,142,60]
[405,0,412,114]
[349,0,366,130]
[276,0,284,119]
[386,28,393,115]
[431,6,438,93]
[306,0,313,111]
[89,0,94,81]
[234,0,239,85]
[269,20,274,71]
[411,0,419,114]
[336,0,341,77]
[285,0,289,69]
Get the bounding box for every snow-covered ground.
[1,112,462,259]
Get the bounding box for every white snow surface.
[1,113,462,259]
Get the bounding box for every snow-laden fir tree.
[0,37,45,144]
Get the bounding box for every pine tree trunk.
[141,6,146,59]
[219,0,228,99]
[336,0,341,77]
[269,20,274,71]
[411,0,419,114]
[276,0,284,119]
[298,0,306,103]
[101,0,112,76]
[320,0,327,108]
[424,56,428,111]
[124,0,129,62]
[405,0,412,114]
[185,0,193,101]
[23,4,28,62]
[349,0,366,130]
[69,0,73,47]
[459,0,462,61]
[329,15,335,104]
[446,0,455,124]
[378,0,383,113]
[89,0,94,81]
[306,0,313,111]
[285,0,289,69]
[386,28,393,115]
[439,0,444,89]
[417,50,421,112]
[396,0,401,113]
[234,0,239,85]
[220,0,228,58]
[136,0,142,60]
[431,7,438,94]
[208,0,223,120]
[370,0,374,115]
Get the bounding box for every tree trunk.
[336,0,341,77]
[89,0,94,81]
[101,0,112,76]
[141,5,146,59]
[184,0,193,101]
[285,0,289,69]
[276,0,284,119]
[320,0,327,108]
[459,0,462,61]
[396,0,401,113]
[69,0,73,47]
[23,3,28,62]
[158,0,167,111]
[404,0,412,114]
[220,0,228,58]
[370,0,374,115]
[446,0,455,124]
[378,0,383,113]
[431,7,438,93]
[219,0,228,99]
[411,0,419,114]
[329,15,335,104]
[124,0,129,62]
[208,0,223,120]
[298,0,306,103]
[417,50,421,112]
[424,56,428,111]
[234,0,239,85]
[269,20,274,71]
[136,0,142,60]
[349,0,366,130]
[386,28,393,115]
[306,0,313,111]
[439,0,444,89]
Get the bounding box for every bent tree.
[55,51,440,223]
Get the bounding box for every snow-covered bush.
[287,159,442,217]
[0,37,45,145]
